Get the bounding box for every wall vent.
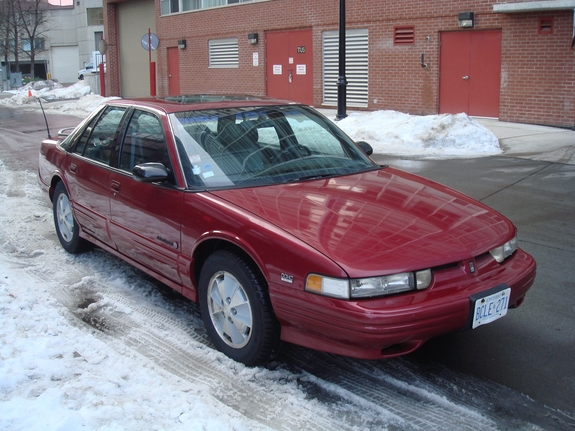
[394,26,415,44]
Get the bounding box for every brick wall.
[103,0,575,128]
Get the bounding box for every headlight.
[305,269,432,299]
[489,235,518,263]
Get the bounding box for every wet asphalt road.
[1,107,574,417]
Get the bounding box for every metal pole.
[336,0,347,120]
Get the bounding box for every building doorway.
[439,30,502,117]
[266,29,313,105]
[167,47,180,96]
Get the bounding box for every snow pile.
[0,81,90,105]
[0,81,118,116]
[51,93,121,117]
[335,110,502,159]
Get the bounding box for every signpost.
[141,30,159,97]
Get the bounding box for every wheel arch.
[192,238,268,294]
[48,174,65,203]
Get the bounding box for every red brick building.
[102,0,575,128]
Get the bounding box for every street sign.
[141,33,159,51]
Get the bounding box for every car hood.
[210,168,514,277]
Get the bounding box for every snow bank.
[334,110,502,159]
[0,81,119,117]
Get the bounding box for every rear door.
[109,109,184,287]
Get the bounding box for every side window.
[119,110,171,173]
[81,106,127,165]
[73,117,97,156]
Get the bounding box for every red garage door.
[266,29,313,105]
[439,30,502,117]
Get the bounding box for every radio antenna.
[37,96,52,139]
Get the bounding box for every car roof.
[106,95,298,114]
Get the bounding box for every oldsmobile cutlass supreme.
[38,96,536,365]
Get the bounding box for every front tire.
[199,249,280,366]
[53,181,90,254]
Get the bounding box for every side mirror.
[357,141,373,156]
[133,162,169,183]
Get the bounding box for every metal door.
[168,47,180,96]
[439,30,502,117]
[266,29,313,105]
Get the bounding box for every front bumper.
[270,248,536,359]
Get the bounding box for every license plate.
[472,287,511,329]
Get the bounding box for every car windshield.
[169,105,378,190]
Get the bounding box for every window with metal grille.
[209,38,239,68]
[538,18,553,34]
[322,29,369,108]
[394,26,415,44]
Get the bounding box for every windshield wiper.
[282,173,337,183]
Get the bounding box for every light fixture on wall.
[458,12,475,28]
[178,39,186,50]
[247,33,259,45]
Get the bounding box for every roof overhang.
[493,0,575,13]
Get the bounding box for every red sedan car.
[38,96,536,365]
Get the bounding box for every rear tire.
[53,181,91,254]
[199,249,280,366]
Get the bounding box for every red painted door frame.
[266,29,314,105]
[439,30,502,117]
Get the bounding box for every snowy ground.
[0,80,501,159]
[5,83,563,431]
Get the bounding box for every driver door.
[109,109,184,287]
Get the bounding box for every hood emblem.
[468,261,476,273]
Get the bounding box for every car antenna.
[37,96,52,139]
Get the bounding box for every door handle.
[69,163,77,174]
[462,75,469,80]
[111,180,120,197]
[288,70,293,83]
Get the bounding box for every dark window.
[81,106,127,165]
[119,110,170,173]
[394,26,415,44]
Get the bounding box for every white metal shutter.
[322,29,368,107]
[209,38,239,68]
